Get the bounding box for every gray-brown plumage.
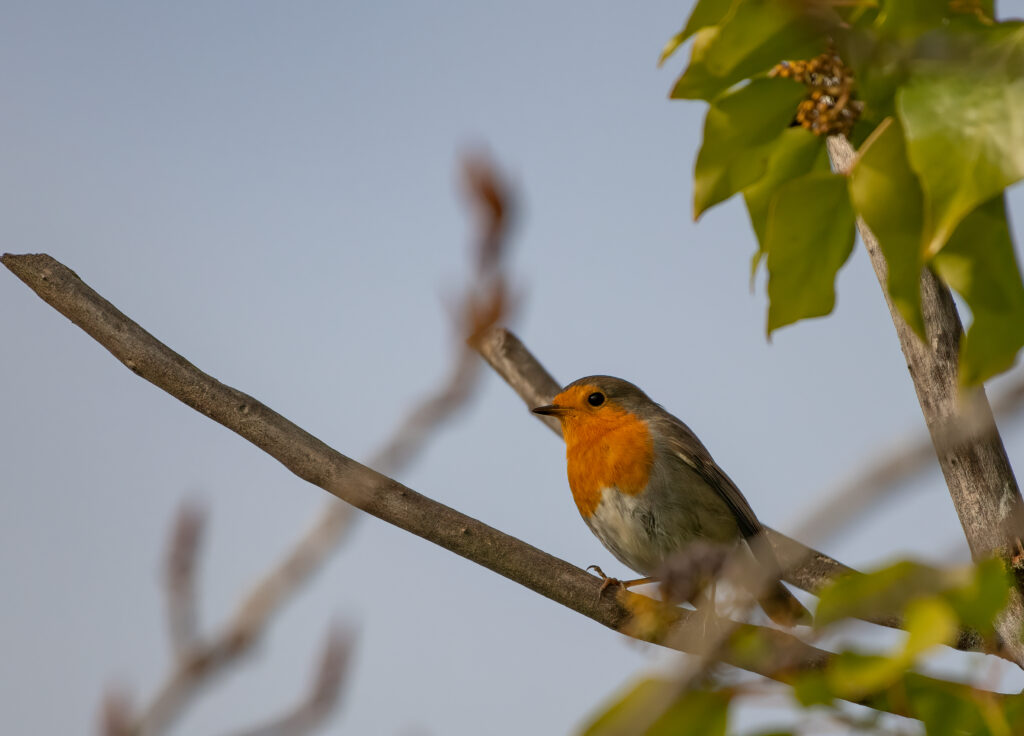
[534,375,809,626]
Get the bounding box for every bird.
[533,375,809,626]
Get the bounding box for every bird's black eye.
[587,392,605,407]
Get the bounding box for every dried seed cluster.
[770,52,863,137]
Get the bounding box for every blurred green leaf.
[764,173,855,333]
[815,561,948,627]
[897,24,1024,257]
[839,29,908,122]
[659,0,732,66]
[905,674,993,736]
[791,671,833,708]
[848,117,926,337]
[945,558,1013,636]
[671,0,822,101]
[694,78,807,218]
[827,651,905,701]
[876,0,955,37]
[933,195,1024,384]
[581,679,729,736]
[745,127,828,280]
[828,600,955,702]
[903,597,958,656]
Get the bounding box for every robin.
[533,375,809,626]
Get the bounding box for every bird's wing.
[659,414,763,540]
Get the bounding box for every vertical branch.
[827,134,1024,664]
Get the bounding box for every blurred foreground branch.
[3,251,992,721]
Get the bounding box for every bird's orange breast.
[562,407,655,518]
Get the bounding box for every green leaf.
[827,651,905,701]
[648,691,729,736]
[827,599,955,702]
[903,597,958,656]
[848,117,926,337]
[815,561,948,628]
[671,28,724,101]
[944,558,1013,636]
[694,78,808,218]
[581,679,729,736]
[671,0,823,101]
[933,194,1024,384]
[876,0,995,36]
[838,29,909,124]
[764,173,856,334]
[905,675,993,736]
[744,127,828,280]
[791,671,833,708]
[876,0,955,37]
[897,24,1024,257]
[659,0,733,66]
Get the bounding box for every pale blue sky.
[2,3,1023,734]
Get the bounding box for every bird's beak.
[533,404,568,417]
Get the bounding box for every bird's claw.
[587,565,625,599]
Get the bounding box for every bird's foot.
[587,565,654,600]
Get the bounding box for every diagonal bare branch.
[1,251,1005,722]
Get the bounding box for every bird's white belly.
[583,482,740,576]
[583,486,669,575]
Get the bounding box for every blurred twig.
[798,367,1024,549]
[165,502,203,659]
[85,151,516,735]
[100,690,134,736]
[220,627,353,736]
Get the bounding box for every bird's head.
[533,375,656,439]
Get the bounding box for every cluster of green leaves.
[663,0,1024,384]
[798,558,1020,733]
[581,559,1020,735]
